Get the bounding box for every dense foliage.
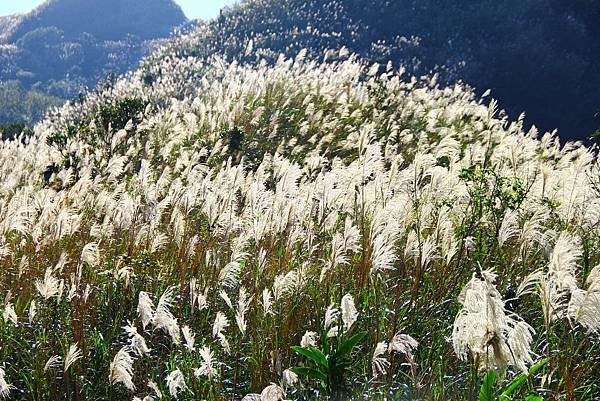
[0,80,62,126]
[3,0,600,139]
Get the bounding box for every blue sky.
[0,0,239,20]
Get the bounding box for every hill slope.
[0,3,600,401]
[145,0,600,141]
[0,1,598,400]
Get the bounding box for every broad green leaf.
[291,345,328,369]
[499,358,549,400]
[524,396,543,401]
[290,367,328,382]
[479,369,497,401]
[338,331,367,356]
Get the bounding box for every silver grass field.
[0,18,599,401]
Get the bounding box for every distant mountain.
[0,0,187,125]
[0,0,186,43]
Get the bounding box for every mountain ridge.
[143,0,600,142]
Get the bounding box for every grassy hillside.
[0,2,598,401]
[144,0,600,142]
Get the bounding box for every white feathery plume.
[324,301,341,338]
[150,233,169,253]
[193,346,217,381]
[218,261,241,288]
[213,311,230,353]
[389,333,419,356]
[35,265,63,300]
[0,368,14,399]
[148,380,162,399]
[507,321,535,373]
[189,277,207,313]
[213,311,229,337]
[189,277,199,310]
[80,242,100,266]
[453,269,534,373]
[324,303,340,329]
[323,220,360,280]
[498,211,519,247]
[123,322,151,356]
[18,255,28,278]
[166,369,187,398]
[272,270,297,302]
[106,155,128,182]
[518,232,583,324]
[109,346,136,391]
[260,383,286,401]
[282,369,298,388]
[372,333,418,378]
[568,265,600,333]
[257,248,268,275]
[340,294,358,331]
[28,300,36,323]
[420,235,439,269]
[64,343,82,372]
[300,331,317,348]
[219,290,233,310]
[262,288,273,316]
[547,232,582,292]
[370,232,396,274]
[242,383,286,401]
[182,325,195,352]
[235,287,252,336]
[372,342,390,378]
[44,355,62,372]
[2,303,17,325]
[137,291,155,330]
[152,286,180,344]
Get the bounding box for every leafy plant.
[291,331,367,400]
[479,359,549,401]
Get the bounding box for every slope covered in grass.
[0,3,598,401]
[145,0,600,141]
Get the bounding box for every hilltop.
[3,0,599,139]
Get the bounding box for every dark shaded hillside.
[0,0,186,125]
[152,0,600,142]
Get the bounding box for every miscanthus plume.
[109,346,136,391]
[0,368,13,399]
[453,269,534,373]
